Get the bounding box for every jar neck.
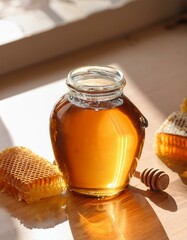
[66,66,126,107]
[68,92,124,110]
[68,88,124,102]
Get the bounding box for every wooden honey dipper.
[134,168,170,191]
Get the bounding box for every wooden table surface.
[0,20,187,240]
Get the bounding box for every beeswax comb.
[0,146,66,203]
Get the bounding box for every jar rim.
[66,66,126,93]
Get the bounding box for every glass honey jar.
[50,66,148,198]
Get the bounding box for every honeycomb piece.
[154,111,187,161]
[0,146,67,203]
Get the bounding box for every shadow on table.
[67,188,170,240]
[0,193,67,229]
[0,205,19,240]
[0,185,177,238]
[129,185,177,212]
[0,117,14,151]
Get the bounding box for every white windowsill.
[0,0,185,75]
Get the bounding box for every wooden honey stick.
[134,168,170,191]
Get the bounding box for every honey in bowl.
[50,66,148,198]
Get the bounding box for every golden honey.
[50,66,148,197]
